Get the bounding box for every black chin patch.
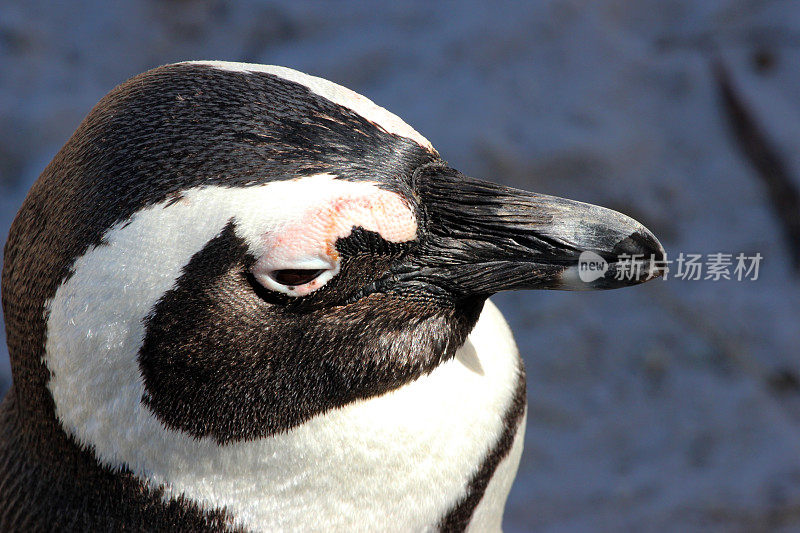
[138,222,480,443]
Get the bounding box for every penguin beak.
[407,166,665,297]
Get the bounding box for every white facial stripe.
[230,173,416,252]
[185,60,435,152]
[256,174,416,258]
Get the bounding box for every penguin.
[0,61,664,532]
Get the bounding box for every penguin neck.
[71,300,524,531]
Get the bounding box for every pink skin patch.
[252,186,417,297]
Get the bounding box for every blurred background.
[2,1,800,530]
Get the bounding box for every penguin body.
[0,62,662,531]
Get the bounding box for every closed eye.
[271,269,325,286]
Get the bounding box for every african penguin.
[0,61,664,532]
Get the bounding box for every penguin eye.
[251,258,340,298]
[271,269,325,286]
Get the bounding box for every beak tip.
[607,228,667,286]
[612,228,665,262]
[563,228,666,290]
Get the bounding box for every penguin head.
[2,61,664,450]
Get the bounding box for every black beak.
[403,164,665,298]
